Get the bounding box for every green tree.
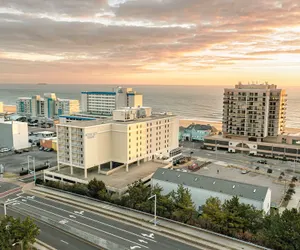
[0,216,39,250]
[171,185,196,223]
[259,208,300,250]
[202,197,224,224]
[87,178,106,198]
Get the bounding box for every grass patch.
[3,172,18,178]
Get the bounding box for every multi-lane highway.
[2,192,200,250]
[0,192,100,250]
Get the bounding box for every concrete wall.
[81,93,88,112]
[12,122,29,149]
[152,179,268,213]
[0,123,13,148]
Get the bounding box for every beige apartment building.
[56,107,179,178]
[223,82,287,141]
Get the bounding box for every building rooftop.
[58,112,176,128]
[37,131,55,135]
[152,168,269,202]
[186,124,218,132]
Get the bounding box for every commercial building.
[223,82,287,141]
[152,168,271,214]
[0,118,29,150]
[17,93,79,119]
[179,124,218,141]
[56,107,179,178]
[0,102,3,113]
[81,87,143,116]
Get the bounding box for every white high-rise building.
[17,93,79,119]
[56,107,179,178]
[223,82,287,141]
[81,87,143,116]
[0,119,29,150]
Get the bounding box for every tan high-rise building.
[223,82,287,141]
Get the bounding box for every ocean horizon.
[1,83,300,129]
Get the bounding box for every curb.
[34,239,56,250]
[27,189,252,250]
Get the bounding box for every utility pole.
[148,194,157,226]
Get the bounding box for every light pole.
[3,196,21,216]
[215,143,219,161]
[148,194,157,226]
[12,241,23,250]
[27,156,36,184]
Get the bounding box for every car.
[39,147,44,151]
[23,149,30,152]
[241,169,250,174]
[14,150,22,154]
[0,148,10,153]
[46,148,51,152]
[257,160,267,164]
[43,148,48,151]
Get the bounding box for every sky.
[1,0,300,85]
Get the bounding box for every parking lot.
[28,126,56,133]
[191,163,285,206]
[0,149,57,173]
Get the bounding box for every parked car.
[241,169,250,174]
[14,150,22,154]
[39,147,44,151]
[23,149,30,152]
[257,160,267,164]
[0,148,11,153]
[43,148,48,151]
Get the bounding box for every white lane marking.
[141,233,154,239]
[23,197,156,243]
[74,210,84,215]
[27,196,35,199]
[69,215,76,218]
[59,219,68,225]
[130,246,141,250]
[21,199,27,202]
[16,193,23,197]
[60,240,69,245]
[12,202,20,206]
[138,239,148,244]
[16,202,149,249]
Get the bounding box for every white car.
[0,148,11,153]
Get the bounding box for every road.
[2,193,200,250]
[0,193,100,250]
[0,181,18,193]
[182,146,300,178]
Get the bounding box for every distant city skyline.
[1,0,300,85]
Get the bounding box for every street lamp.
[148,194,157,226]
[3,196,21,216]
[27,156,36,184]
[12,241,23,250]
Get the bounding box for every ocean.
[0,84,299,128]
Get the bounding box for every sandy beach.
[179,119,300,134]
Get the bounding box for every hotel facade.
[56,107,180,178]
[205,83,300,159]
[81,87,143,116]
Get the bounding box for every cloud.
[1,0,300,84]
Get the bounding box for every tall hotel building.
[223,82,287,141]
[17,93,79,119]
[81,87,143,116]
[56,107,179,178]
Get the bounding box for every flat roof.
[58,113,176,128]
[59,115,96,121]
[81,91,116,95]
[152,168,269,202]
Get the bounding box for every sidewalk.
[28,186,266,250]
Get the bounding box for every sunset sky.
[1,0,300,85]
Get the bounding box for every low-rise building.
[152,168,271,214]
[56,107,180,178]
[204,133,300,160]
[0,102,3,113]
[179,124,218,141]
[0,119,29,150]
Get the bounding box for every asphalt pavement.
[182,147,300,178]
[2,193,200,250]
[0,181,18,193]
